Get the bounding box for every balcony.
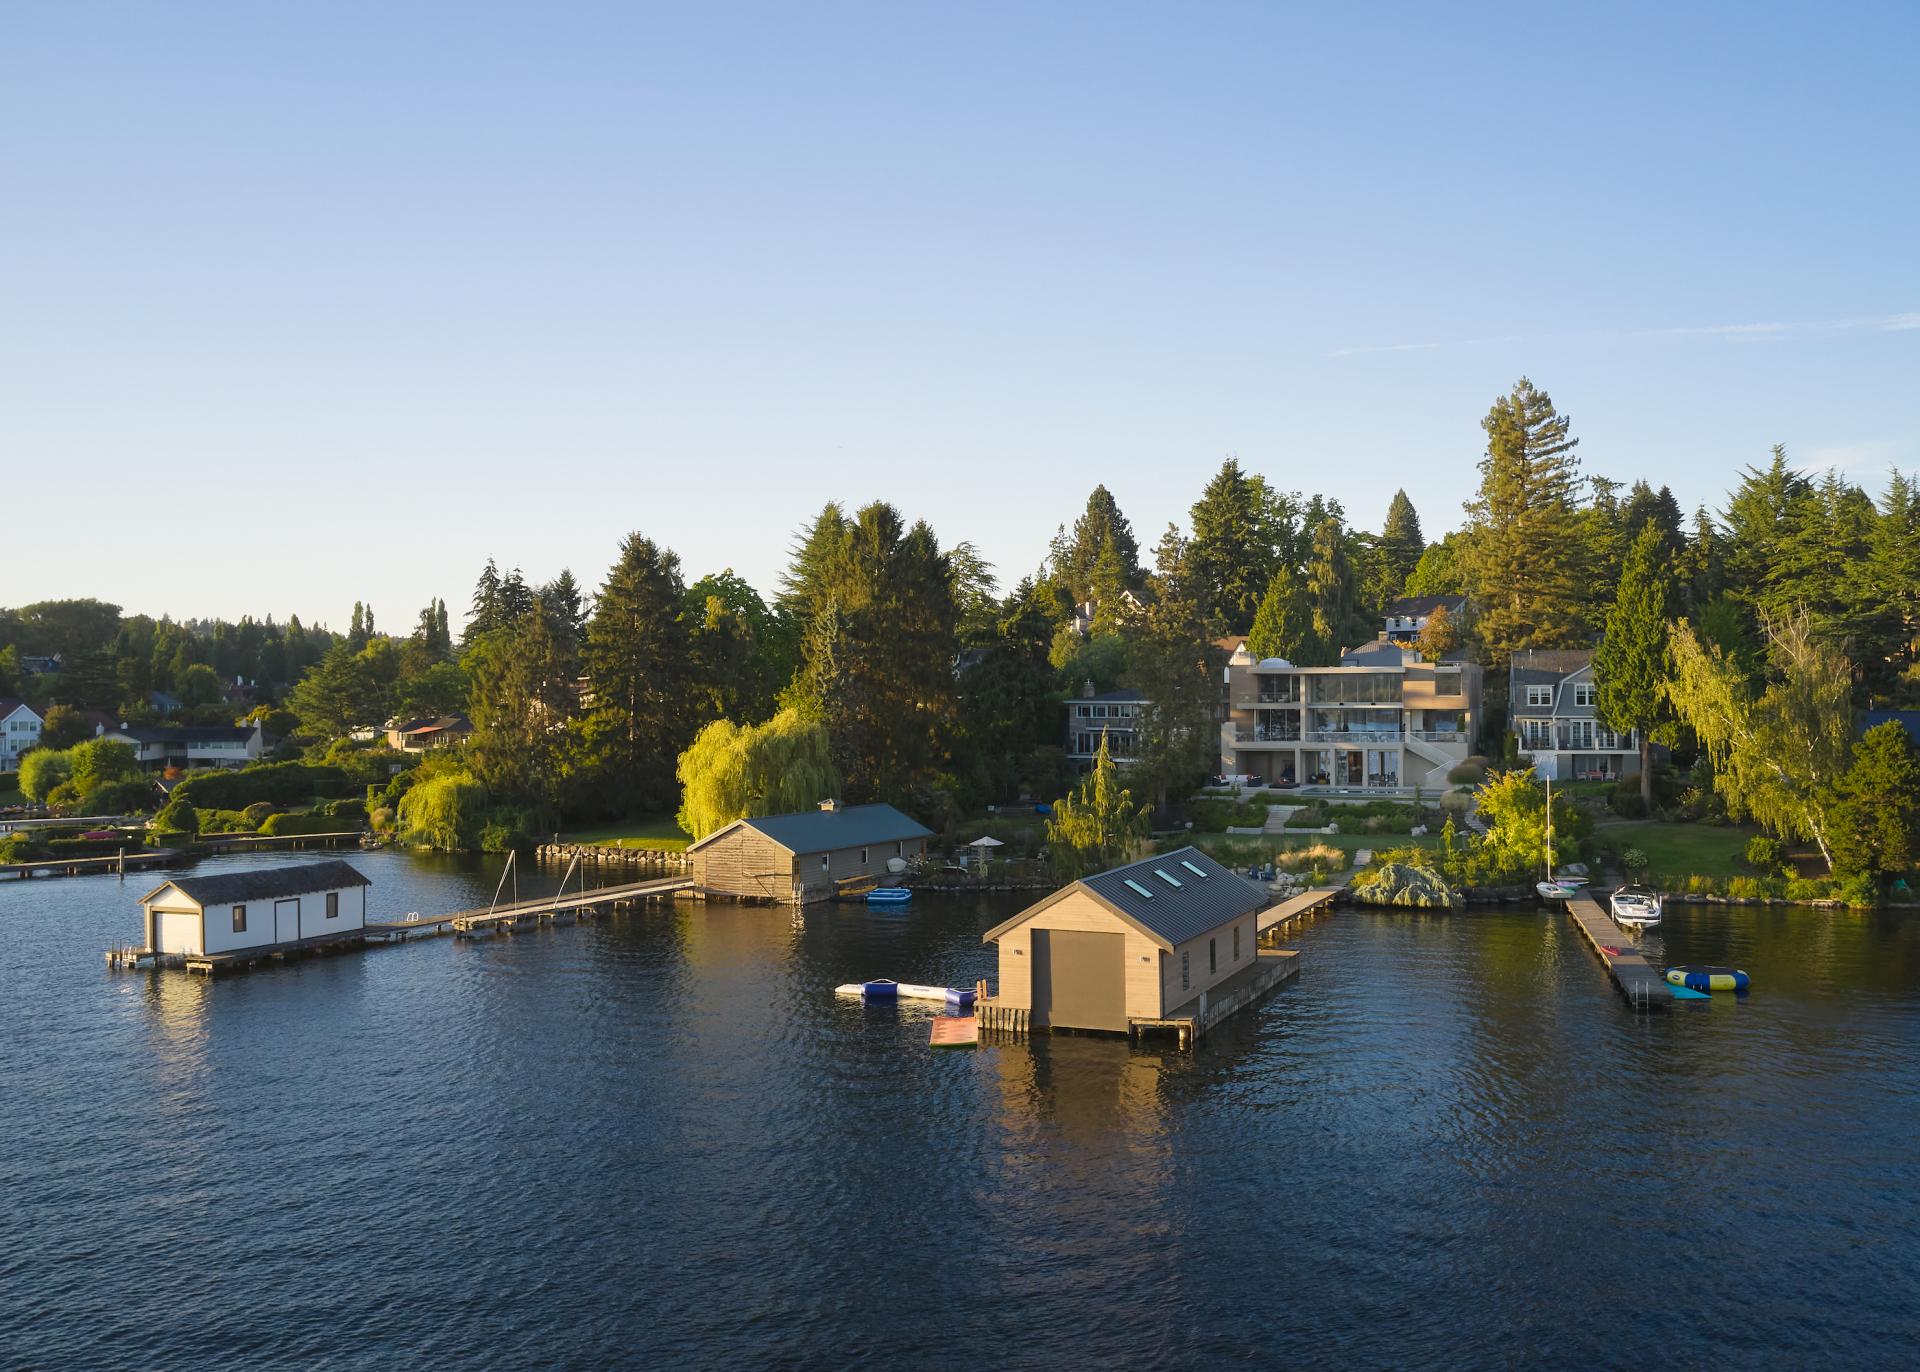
[1303,730,1403,744]
[1230,726,1302,745]
[1231,696,1302,711]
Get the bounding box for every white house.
[102,722,266,772]
[1,699,44,769]
[138,860,371,957]
[1508,649,1639,781]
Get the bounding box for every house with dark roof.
[385,714,472,753]
[1,699,43,770]
[101,721,266,772]
[1508,648,1639,781]
[1066,685,1147,767]
[980,846,1291,1037]
[687,800,933,904]
[137,860,371,958]
[1383,594,1467,645]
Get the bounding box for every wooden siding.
[690,827,796,902]
[792,837,926,903]
[991,890,1165,1023]
[1162,910,1258,1014]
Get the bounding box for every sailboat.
[1536,778,1583,901]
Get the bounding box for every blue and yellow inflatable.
[1665,965,1750,993]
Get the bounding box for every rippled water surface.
[4,851,1917,1369]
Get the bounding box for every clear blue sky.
[5,1,1916,632]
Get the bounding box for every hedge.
[260,810,363,836]
[173,762,352,810]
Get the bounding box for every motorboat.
[1609,885,1663,927]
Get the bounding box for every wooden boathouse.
[687,801,931,904]
[978,846,1300,1046]
[136,860,371,965]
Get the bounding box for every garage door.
[1033,928,1128,1033]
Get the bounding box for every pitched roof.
[1076,688,1148,703]
[984,846,1267,950]
[109,724,258,744]
[0,698,39,721]
[1385,594,1465,617]
[139,859,371,907]
[687,803,933,855]
[1510,648,1594,675]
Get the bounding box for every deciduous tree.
[1044,734,1149,879]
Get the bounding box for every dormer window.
[1525,685,1552,707]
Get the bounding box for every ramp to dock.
[1565,892,1671,1009]
[1257,887,1340,936]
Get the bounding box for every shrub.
[478,811,531,853]
[1440,790,1474,816]
[153,798,200,837]
[88,779,155,815]
[198,808,256,834]
[1448,759,1487,786]
[319,797,367,824]
[1621,847,1649,875]
[1726,875,1779,901]
[1608,782,1648,818]
[243,800,275,827]
[173,761,351,810]
[1744,835,1790,873]
[1276,843,1343,871]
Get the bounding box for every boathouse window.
[1234,927,1241,962]
[1209,938,1217,973]
[325,892,339,920]
[821,855,830,871]
[894,842,903,857]
[860,848,868,865]
[1181,952,1189,991]
[232,905,247,933]
[1526,685,1552,707]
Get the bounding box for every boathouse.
[980,846,1290,1040]
[138,860,371,958]
[688,801,932,904]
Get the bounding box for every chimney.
[1081,678,1095,699]
[818,799,839,813]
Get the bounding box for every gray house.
[688,801,933,904]
[1508,649,1639,781]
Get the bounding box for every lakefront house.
[1066,685,1147,768]
[1508,648,1639,781]
[1,699,44,769]
[1382,594,1467,645]
[1219,637,1482,794]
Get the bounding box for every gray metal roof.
[1079,846,1267,946]
[139,859,371,908]
[689,803,933,855]
[1510,651,1597,717]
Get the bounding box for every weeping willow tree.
[397,768,485,852]
[1666,608,1852,866]
[1045,733,1150,880]
[675,708,840,840]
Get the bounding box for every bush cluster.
[172,761,352,810]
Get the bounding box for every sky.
[4,1,1917,633]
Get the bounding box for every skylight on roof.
[1180,860,1209,878]
[1153,868,1183,888]
[1123,878,1155,900]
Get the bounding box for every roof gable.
[984,847,1266,949]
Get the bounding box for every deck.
[1564,891,1671,1009]
[1130,949,1301,1047]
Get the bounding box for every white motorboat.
[1609,885,1663,927]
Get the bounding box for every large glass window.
[1310,672,1400,704]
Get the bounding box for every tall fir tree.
[1595,523,1679,811]
[1721,446,1815,615]
[1302,517,1366,665]
[580,534,697,815]
[467,594,578,822]
[1377,490,1425,592]
[1463,377,1587,667]
[1869,470,1920,697]
[1186,458,1284,635]
[1247,563,1313,661]
[1053,485,1141,605]
[1125,526,1221,811]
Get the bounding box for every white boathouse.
[138,860,372,959]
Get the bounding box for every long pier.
[1564,891,1672,1009]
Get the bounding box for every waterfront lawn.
[559,813,692,852]
[1596,821,1757,880]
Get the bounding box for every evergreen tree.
[467,594,578,821]
[1721,446,1814,614]
[1463,377,1587,666]
[1595,523,1678,810]
[1125,526,1221,811]
[1187,458,1282,634]
[1054,486,1141,604]
[1377,490,1425,591]
[580,534,697,816]
[465,560,505,647]
[1679,506,1727,614]
[1775,469,1878,648]
[1247,563,1313,661]
[1869,470,1920,695]
[954,581,1059,792]
[778,502,850,623]
[1825,721,1920,881]
[1303,517,1367,664]
[1580,476,1626,629]
[540,569,588,651]
[348,602,368,651]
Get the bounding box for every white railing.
[1303,730,1403,743]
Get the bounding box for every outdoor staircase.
[1263,805,1293,834]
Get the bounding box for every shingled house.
[688,801,932,904]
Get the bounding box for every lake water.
[3,850,1917,1369]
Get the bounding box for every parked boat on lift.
[1610,885,1663,927]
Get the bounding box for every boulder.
[1349,861,1463,910]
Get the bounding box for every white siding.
[152,908,203,955]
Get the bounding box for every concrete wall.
[992,890,1166,1022]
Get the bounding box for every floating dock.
[930,1015,978,1049]
[1564,891,1675,1009]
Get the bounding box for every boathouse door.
[274,898,300,944]
[1031,928,1127,1033]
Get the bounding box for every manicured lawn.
[559,813,692,852]
[1595,820,1758,880]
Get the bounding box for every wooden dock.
[2,848,186,880]
[1257,886,1341,937]
[1564,891,1672,1009]
[445,875,693,934]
